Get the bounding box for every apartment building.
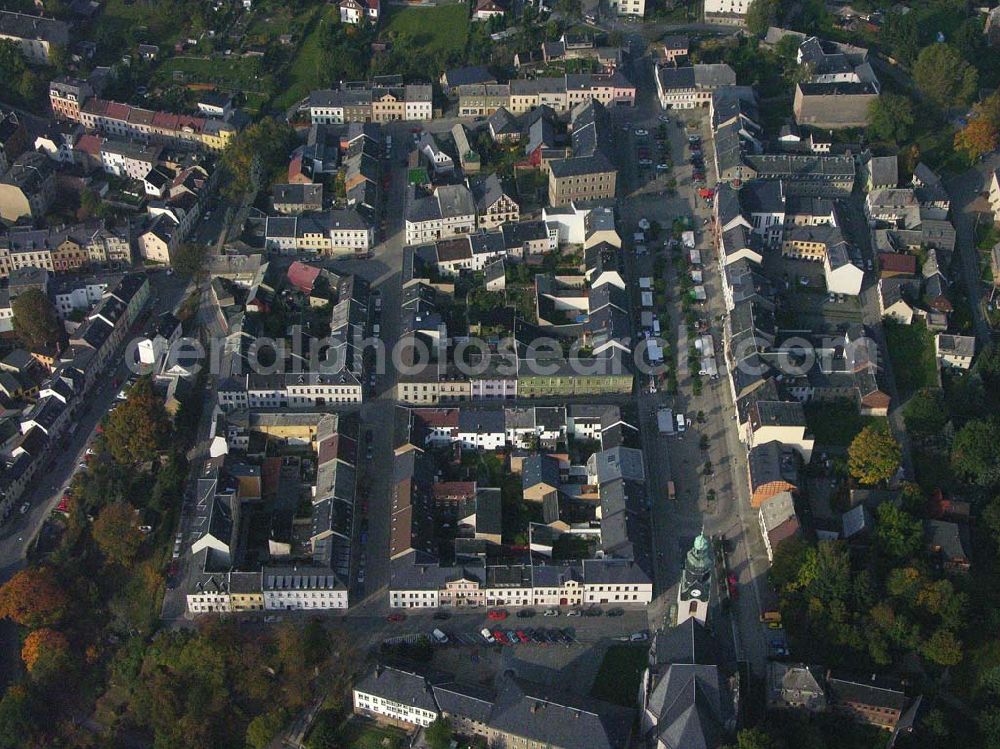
[264,210,374,256]
[0,152,56,223]
[703,0,750,24]
[456,73,636,116]
[355,665,634,749]
[547,99,618,206]
[307,82,432,124]
[389,552,652,609]
[0,10,69,64]
[47,82,239,152]
[655,64,737,109]
[405,184,477,245]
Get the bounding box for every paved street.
[945,152,1000,346]
[0,270,189,687]
[161,45,771,679]
[838,197,916,479]
[606,49,770,674]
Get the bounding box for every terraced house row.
[307,78,434,124]
[49,77,238,152]
[456,72,636,116]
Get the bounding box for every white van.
[676,413,686,433]
[432,628,449,644]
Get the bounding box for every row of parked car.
[480,627,576,646]
[688,134,705,183]
[485,606,625,620]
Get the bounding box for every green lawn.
[884,319,939,398]
[155,55,265,91]
[804,399,886,447]
[589,644,649,708]
[271,5,328,111]
[977,222,1000,251]
[383,3,469,58]
[336,720,409,749]
[98,0,191,45]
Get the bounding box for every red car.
[487,608,508,621]
[516,630,530,644]
[387,613,406,623]
[493,630,508,644]
[727,573,739,600]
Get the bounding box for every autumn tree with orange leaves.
[92,502,143,567]
[0,567,70,628]
[955,90,1000,163]
[955,117,1000,162]
[21,628,69,673]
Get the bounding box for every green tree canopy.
[426,717,454,749]
[104,377,171,466]
[881,11,920,63]
[867,92,915,143]
[913,43,978,109]
[172,242,208,279]
[220,119,298,201]
[951,418,1000,487]
[848,424,901,486]
[12,288,60,350]
[875,503,923,560]
[903,388,947,438]
[246,708,289,749]
[746,0,782,36]
[723,727,780,749]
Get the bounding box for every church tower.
[676,533,712,625]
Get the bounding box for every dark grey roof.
[443,65,496,87]
[522,454,560,490]
[645,663,730,749]
[487,106,519,136]
[867,155,897,187]
[471,173,508,213]
[589,446,644,484]
[432,681,495,724]
[650,619,718,667]
[490,676,634,749]
[740,180,784,214]
[924,519,969,561]
[458,409,505,433]
[826,672,907,711]
[355,665,442,713]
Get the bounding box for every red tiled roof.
[262,457,281,496]
[288,155,304,182]
[105,101,131,121]
[767,515,801,548]
[878,252,916,275]
[152,111,180,129]
[414,408,460,429]
[75,133,102,156]
[287,260,322,293]
[432,481,477,501]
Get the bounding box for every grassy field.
[155,55,265,91]
[98,0,190,45]
[335,720,408,749]
[383,3,469,58]
[589,644,649,708]
[885,319,939,398]
[804,399,887,447]
[271,5,328,112]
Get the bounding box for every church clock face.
[689,588,702,598]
